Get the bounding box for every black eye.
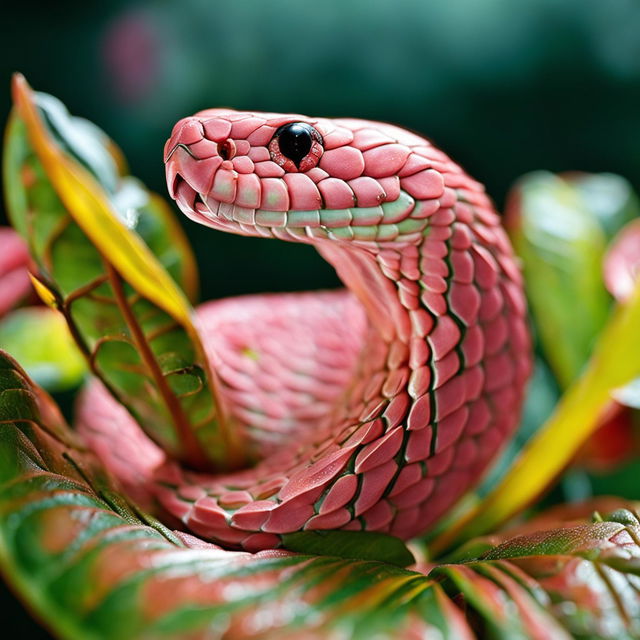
[273,122,322,168]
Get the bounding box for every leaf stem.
[105,261,209,470]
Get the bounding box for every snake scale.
[79,110,532,551]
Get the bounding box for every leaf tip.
[11,72,30,108]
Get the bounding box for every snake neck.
[310,192,520,442]
[316,241,419,345]
[312,231,454,436]
[315,210,465,353]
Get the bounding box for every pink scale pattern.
[77,109,532,551]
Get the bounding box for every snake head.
[164,109,481,247]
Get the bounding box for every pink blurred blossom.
[604,218,640,302]
[0,228,31,318]
[102,11,161,104]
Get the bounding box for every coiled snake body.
[80,110,531,551]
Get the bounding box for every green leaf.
[432,503,640,639]
[282,530,416,568]
[4,75,243,470]
[28,89,199,302]
[570,172,640,240]
[2,349,640,639]
[506,171,612,388]
[0,350,466,639]
[0,307,86,391]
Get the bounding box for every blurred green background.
[2,0,640,636]
[3,0,640,303]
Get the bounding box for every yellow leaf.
[12,74,196,335]
[10,74,244,470]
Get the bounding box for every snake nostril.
[217,139,236,161]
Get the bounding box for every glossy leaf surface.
[0,350,467,640]
[506,171,612,388]
[282,530,416,568]
[570,172,640,241]
[2,350,640,639]
[3,75,242,470]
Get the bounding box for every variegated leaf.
[4,75,243,471]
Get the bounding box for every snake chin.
[192,197,283,239]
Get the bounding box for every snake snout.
[165,115,247,224]
[164,117,205,161]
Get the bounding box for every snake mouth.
[167,154,336,243]
[169,171,290,240]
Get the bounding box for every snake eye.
[269,122,323,172]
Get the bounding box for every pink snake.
[78,110,532,551]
